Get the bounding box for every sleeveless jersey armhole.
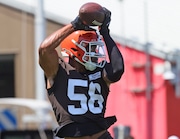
[47,65,61,95]
[47,57,71,95]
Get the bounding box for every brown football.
[79,2,105,26]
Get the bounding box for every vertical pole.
[144,1,152,139]
[34,0,47,129]
[144,0,151,100]
[175,52,180,98]
[34,0,46,100]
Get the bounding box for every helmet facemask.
[72,36,106,71]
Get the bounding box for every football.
[79,2,105,26]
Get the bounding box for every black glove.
[99,7,111,34]
[71,16,95,31]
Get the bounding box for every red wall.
[166,81,180,137]
[105,44,180,139]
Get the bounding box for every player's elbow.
[107,65,124,83]
[39,41,51,57]
[111,68,124,82]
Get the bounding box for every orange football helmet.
[60,30,106,71]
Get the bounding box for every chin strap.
[84,63,96,71]
[74,57,96,71]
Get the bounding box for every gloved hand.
[99,7,111,34]
[71,16,95,31]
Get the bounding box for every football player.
[39,7,124,139]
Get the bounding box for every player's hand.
[71,16,95,31]
[99,7,111,34]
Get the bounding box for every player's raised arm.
[39,16,94,78]
[38,24,74,78]
[100,8,125,84]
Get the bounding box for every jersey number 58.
[67,79,104,115]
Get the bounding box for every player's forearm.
[40,24,74,50]
[103,33,124,82]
